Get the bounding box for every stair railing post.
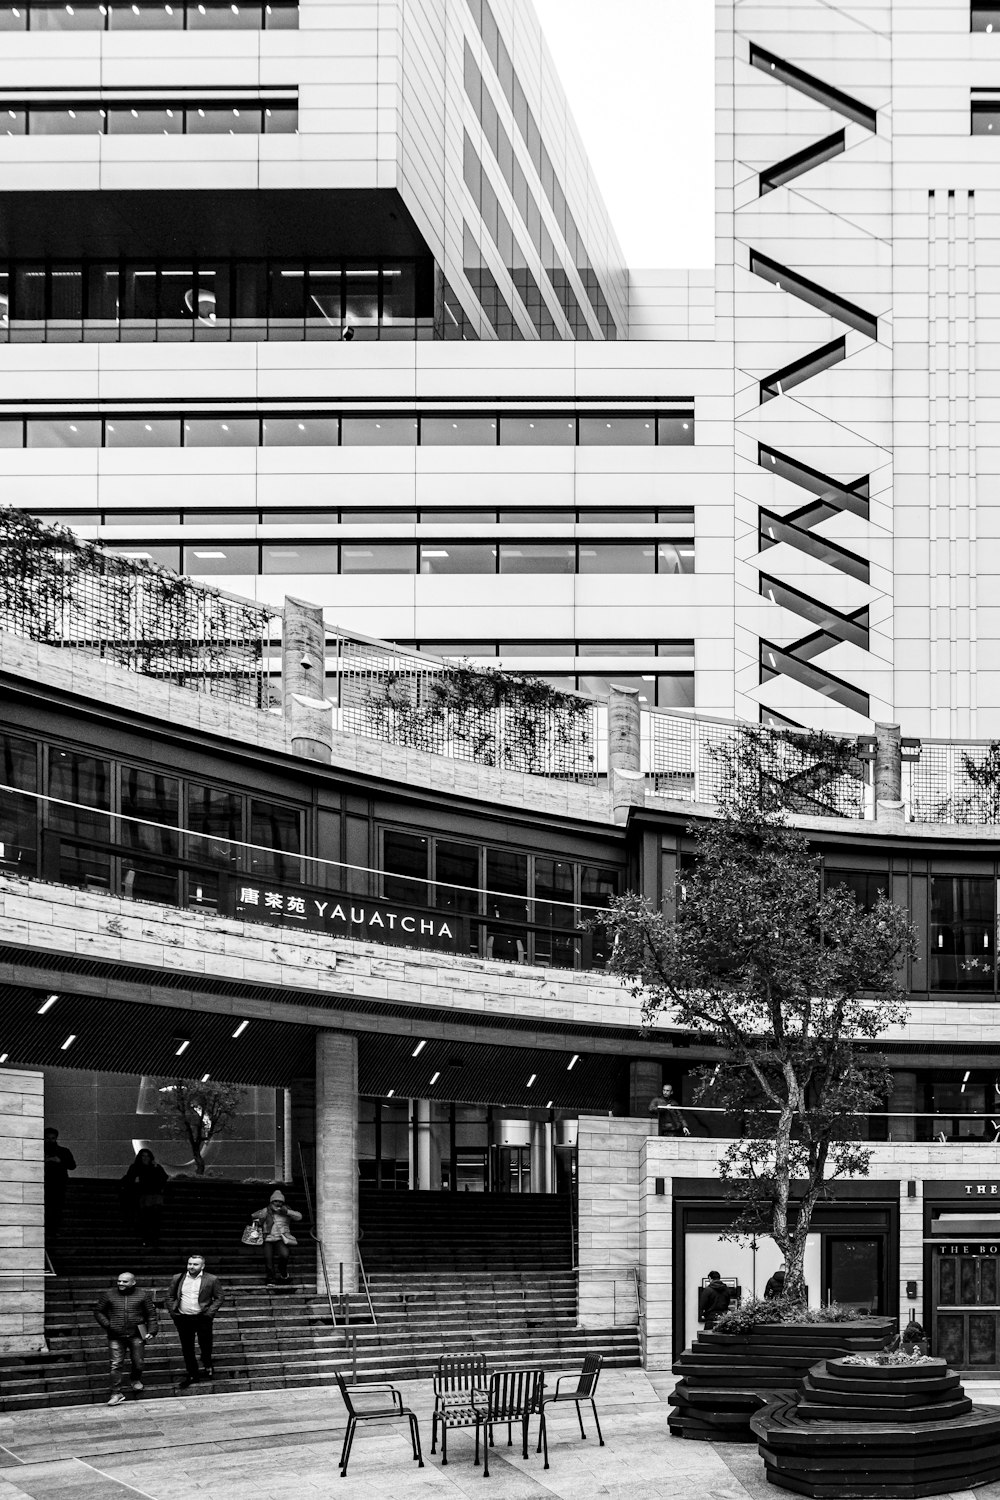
[297,1142,339,1332]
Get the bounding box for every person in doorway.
[167,1253,224,1388]
[701,1270,732,1329]
[43,1127,76,1241]
[764,1263,787,1300]
[120,1149,169,1249]
[648,1084,691,1138]
[94,1270,158,1405]
[251,1190,303,1285]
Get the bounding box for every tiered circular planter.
[668,1318,895,1442]
[751,1356,1000,1497]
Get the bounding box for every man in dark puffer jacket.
[94,1271,158,1404]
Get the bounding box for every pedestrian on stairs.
[94,1271,158,1405]
[251,1190,302,1285]
[167,1253,224,1388]
[120,1148,169,1249]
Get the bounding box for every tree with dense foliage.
[602,728,914,1303]
[157,1079,245,1175]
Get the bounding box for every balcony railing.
[643,1105,1000,1145]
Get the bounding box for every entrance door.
[934,1250,1000,1365]
[492,1145,531,1193]
[825,1237,883,1314]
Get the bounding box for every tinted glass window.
[48,749,111,889]
[435,840,480,914]
[104,511,181,526]
[499,416,575,445]
[249,799,300,882]
[183,419,258,446]
[340,544,416,574]
[657,674,695,708]
[188,0,259,23]
[0,732,37,876]
[104,543,181,569]
[0,3,27,26]
[0,108,25,134]
[32,3,103,24]
[263,106,297,133]
[498,544,575,574]
[383,829,428,904]
[105,419,181,448]
[109,2,183,26]
[107,107,182,133]
[31,108,105,133]
[578,417,655,446]
[26,420,101,448]
[0,421,22,447]
[421,416,497,446]
[578,544,656,573]
[183,544,258,574]
[263,417,339,446]
[420,544,496,574]
[341,417,418,446]
[188,105,259,133]
[657,542,695,574]
[658,414,694,445]
[828,870,889,912]
[262,544,338,573]
[931,875,994,991]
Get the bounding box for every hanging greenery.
[360,660,596,777]
[0,505,273,707]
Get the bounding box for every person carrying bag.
[250,1190,302,1285]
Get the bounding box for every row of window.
[407,640,694,660]
[464,0,617,339]
[37,506,696,527]
[0,259,432,339]
[463,138,562,340]
[0,0,296,27]
[7,411,692,449]
[108,540,696,576]
[0,100,296,135]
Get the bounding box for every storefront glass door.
[934,1248,1000,1365]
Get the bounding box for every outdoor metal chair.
[435,1365,545,1477]
[334,1371,424,1478]
[536,1353,604,1468]
[431,1354,490,1455]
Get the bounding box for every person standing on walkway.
[648,1083,691,1138]
[251,1190,302,1285]
[94,1271,158,1405]
[43,1127,76,1241]
[701,1270,733,1329]
[167,1253,224,1388]
[764,1263,787,1300]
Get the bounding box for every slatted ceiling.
[0,943,642,1043]
[357,1033,625,1112]
[0,986,316,1086]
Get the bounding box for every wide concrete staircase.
[0,1179,639,1410]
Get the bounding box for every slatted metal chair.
[431,1354,490,1456]
[334,1371,424,1478]
[434,1365,545,1477]
[536,1353,604,1468]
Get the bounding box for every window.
[183,544,258,574]
[0,420,22,446]
[420,544,496,574]
[0,733,37,876]
[341,417,418,446]
[249,799,300,882]
[120,767,179,904]
[107,107,182,134]
[105,420,181,447]
[930,875,995,990]
[657,414,694,445]
[340,544,416,574]
[103,543,181,568]
[262,544,338,574]
[183,418,258,446]
[104,511,181,526]
[30,107,105,133]
[657,542,695,575]
[186,781,241,904]
[263,417,339,446]
[421,416,497,446]
[498,544,575,574]
[578,544,656,574]
[827,870,889,912]
[435,840,480,914]
[497,417,575,444]
[47,749,111,889]
[578,416,656,446]
[972,98,1000,132]
[26,420,101,448]
[383,829,428,904]
[973,4,1000,31]
[109,2,183,27]
[533,856,576,969]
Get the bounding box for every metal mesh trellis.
[648,710,867,818]
[908,741,1000,824]
[0,509,275,709]
[333,631,599,781]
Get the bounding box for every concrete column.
[282,597,333,763]
[874,723,903,818]
[315,1032,358,1294]
[629,1060,662,1120]
[529,1120,553,1193]
[0,1068,45,1353]
[609,685,645,824]
[889,1071,917,1143]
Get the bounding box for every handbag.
[242,1221,264,1247]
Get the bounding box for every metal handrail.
[356,1243,377,1328]
[297,1143,339,1332]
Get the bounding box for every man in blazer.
[166,1253,224,1387]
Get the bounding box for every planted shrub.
[713,1296,870,1334]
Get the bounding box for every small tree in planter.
[601,727,914,1304]
[157,1079,245,1176]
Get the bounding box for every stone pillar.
[889,1071,917,1143]
[629,1059,662,1120]
[874,723,903,820]
[288,694,333,764]
[0,1068,45,1354]
[609,685,645,823]
[315,1033,358,1295]
[282,595,326,709]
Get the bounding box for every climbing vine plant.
[357,661,598,779]
[0,506,274,708]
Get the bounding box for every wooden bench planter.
[751,1356,1000,1497]
[668,1318,896,1443]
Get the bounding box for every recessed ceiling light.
[232,1019,249,1038]
[386,1088,394,1098]
[60,1034,76,1051]
[526,1074,536,1087]
[567,1054,579,1070]
[411,1040,426,1057]
[429,1071,440,1085]
[174,1037,190,1056]
[201,1073,211,1082]
[37,995,58,1015]
[0,1053,8,1064]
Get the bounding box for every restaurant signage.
[937,1243,1000,1255]
[233,881,467,952]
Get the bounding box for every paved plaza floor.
[2,1370,1000,1500]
